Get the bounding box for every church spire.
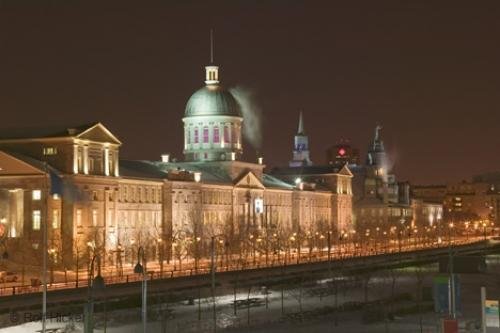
[289,111,312,167]
[205,29,219,85]
[297,111,305,135]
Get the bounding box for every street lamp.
[134,246,147,333]
[84,254,105,333]
[210,234,229,333]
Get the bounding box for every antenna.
[210,29,214,64]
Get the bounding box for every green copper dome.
[185,85,242,117]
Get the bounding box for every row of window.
[32,209,60,230]
[119,186,161,203]
[74,209,161,228]
[187,125,237,144]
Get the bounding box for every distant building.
[411,185,447,204]
[326,140,360,167]
[353,126,443,231]
[412,178,500,226]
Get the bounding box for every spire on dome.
[205,29,219,85]
[297,111,305,135]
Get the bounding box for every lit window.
[194,127,199,144]
[76,209,82,227]
[52,209,59,229]
[32,190,41,201]
[223,126,230,143]
[203,126,209,143]
[32,210,41,230]
[213,127,220,143]
[92,209,98,226]
[43,147,58,155]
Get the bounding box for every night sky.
[0,1,499,184]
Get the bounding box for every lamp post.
[210,234,229,333]
[134,246,147,333]
[84,254,105,333]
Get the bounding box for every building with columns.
[0,60,353,270]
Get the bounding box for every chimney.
[161,154,170,163]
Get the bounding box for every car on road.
[0,271,18,283]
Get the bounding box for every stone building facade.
[0,62,353,269]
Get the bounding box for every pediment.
[0,151,45,176]
[76,123,122,145]
[234,171,265,189]
[338,164,353,177]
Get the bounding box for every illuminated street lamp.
[134,246,147,333]
[210,234,229,333]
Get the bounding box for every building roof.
[185,85,242,117]
[262,174,294,190]
[120,159,295,190]
[271,165,343,176]
[0,122,100,140]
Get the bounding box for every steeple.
[289,111,312,167]
[205,29,219,85]
[297,111,305,135]
[366,123,388,171]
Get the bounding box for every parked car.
[0,271,18,283]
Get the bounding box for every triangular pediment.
[0,151,45,176]
[338,164,353,177]
[234,171,265,189]
[76,123,122,145]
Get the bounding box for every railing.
[0,236,486,297]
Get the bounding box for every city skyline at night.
[0,2,499,184]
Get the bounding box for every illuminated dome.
[182,65,244,162]
[185,85,242,117]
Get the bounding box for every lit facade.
[0,62,353,269]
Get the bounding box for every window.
[223,126,230,143]
[187,129,191,144]
[52,209,59,229]
[92,209,98,227]
[194,127,199,144]
[32,210,41,230]
[43,147,58,155]
[232,126,238,143]
[76,209,82,227]
[203,126,209,143]
[89,158,95,172]
[213,127,220,143]
[108,209,114,227]
[32,190,41,201]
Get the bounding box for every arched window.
[223,126,230,143]
[231,126,238,144]
[194,127,199,144]
[213,127,220,143]
[203,126,209,143]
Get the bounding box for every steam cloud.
[230,86,263,151]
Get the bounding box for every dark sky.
[0,1,499,184]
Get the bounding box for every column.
[104,147,110,176]
[73,144,79,174]
[114,150,120,177]
[83,146,89,175]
